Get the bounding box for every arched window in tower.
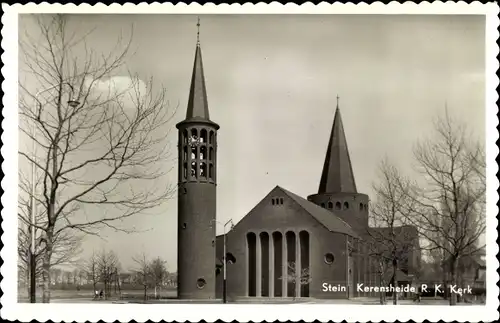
[200,162,207,178]
[183,129,188,145]
[191,161,197,178]
[209,147,214,161]
[335,202,341,210]
[272,199,275,205]
[344,202,349,210]
[209,163,214,180]
[191,128,198,139]
[359,203,364,211]
[328,201,333,209]
[200,129,207,143]
[183,162,187,180]
[209,131,214,144]
[191,146,198,160]
[183,146,188,162]
[280,198,283,205]
[200,146,207,160]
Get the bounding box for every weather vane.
[196,16,201,45]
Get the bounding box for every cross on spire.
[336,95,340,108]
[196,16,201,45]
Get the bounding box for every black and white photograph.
[1,2,499,322]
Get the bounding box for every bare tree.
[280,262,312,301]
[366,159,420,305]
[18,14,176,302]
[132,252,151,301]
[403,110,486,305]
[18,172,82,293]
[84,250,99,296]
[97,250,120,299]
[149,257,168,299]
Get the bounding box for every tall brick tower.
[307,97,369,232]
[176,20,219,299]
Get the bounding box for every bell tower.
[176,19,219,299]
[307,97,369,233]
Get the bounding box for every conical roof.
[318,105,357,194]
[186,44,210,120]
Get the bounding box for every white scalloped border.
[2,2,499,322]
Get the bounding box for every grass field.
[18,288,177,302]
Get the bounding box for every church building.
[176,27,420,301]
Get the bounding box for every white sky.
[19,14,486,272]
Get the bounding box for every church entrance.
[246,230,310,298]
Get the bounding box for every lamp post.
[30,83,79,303]
[212,218,234,303]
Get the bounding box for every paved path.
[26,296,484,305]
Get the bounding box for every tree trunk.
[26,266,30,296]
[442,270,448,300]
[42,241,53,303]
[379,274,387,305]
[154,285,157,299]
[392,260,398,305]
[449,257,458,306]
[144,285,147,301]
[118,277,122,299]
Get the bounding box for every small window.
[209,147,214,161]
[209,131,214,144]
[196,278,206,289]
[182,223,187,229]
[365,204,369,211]
[226,252,236,264]
[215,267,221,276]
[209,164,214,179]
[191,128,198,137]
[183,129,188,145]
[200,129,207,143]
[183,163,187,179]
[359,203,363,211]
[280,198,283,205]
[200,162,207,178]
[183,188,187,194]
[344,202,349,210]
[272,199,275,205]
[183,146,188,161]
[324,253,335,264]
[335,202,341,210]
[328,202,333,209]
[200,146,207,160]
[191,161,197,178]
[212,240,215,247]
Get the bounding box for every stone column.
[282,234,287,297]
[269,233,275,297]
[295,232,301,298]
[256,233,262,297]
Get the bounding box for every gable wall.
[215,188,350,299]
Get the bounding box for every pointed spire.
[318,99,357,194]
[196,16,200,46]
[186,18,210,120]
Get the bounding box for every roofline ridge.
[280,188,358,238]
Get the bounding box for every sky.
[18,14,486,272]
